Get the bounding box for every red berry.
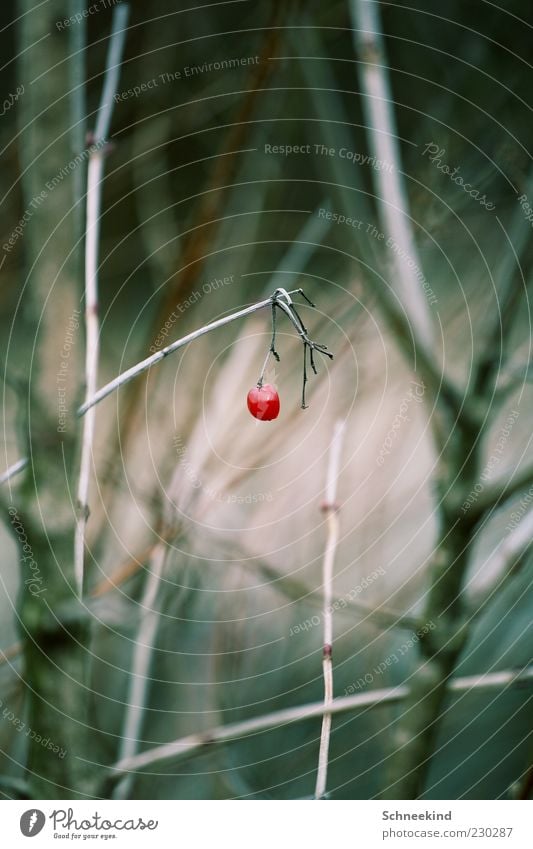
[247,383,280,421]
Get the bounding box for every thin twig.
[350,0,483,801]
[496,351,533,395]
[350,0,434,351]
[114,544,166,799]
[348,0,473,437]
[315,420,346,799]
[0,458,28,486]
[106,666,533,782]
[77,289,328,416]
[74,5,129,596]
[257,303,280,387]
[463,461,533,522]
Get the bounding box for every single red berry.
[247,383,280,421]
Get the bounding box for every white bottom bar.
[1,800,531,848]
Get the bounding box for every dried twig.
[114,545,167,799]
[349,0,482,800]
[3,290,333,491]
[106,666,533,783]
[472,505,533,616]
[78,289,328,415]
[472,170,533,399]
[315,420,346,800]
[349,0,474,442]
[463,461,533,522]
[350,0,434,351]
[78,295,273,415]
[74,4,129,595]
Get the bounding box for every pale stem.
[114,545,166,799]
[315,419,346,800]
[109,666,533,780]
[74,4,129,596]
[77,290,306,416]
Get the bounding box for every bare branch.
[231,541,418,632]
[350,0,434,351]
[349,0,475,440]
[75,4,129,596]
[495,338,533,396]
[77,290,313,416]
[473,174,533,398]
[490,506,533,574]
[107,666,533,781]
[92,6,130,145]
[0,642,23,664]
[315,419,345,800]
